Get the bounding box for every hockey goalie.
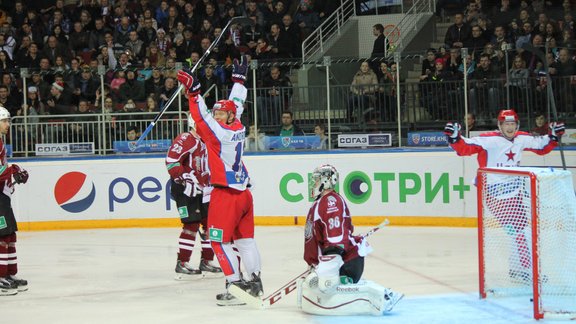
[297,164,403,316]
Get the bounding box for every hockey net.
[478,167,576,319]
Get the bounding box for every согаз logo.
[54,172,96,213]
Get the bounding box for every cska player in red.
[166,114,222,280]
[0,106,29,296]
[177,56,263,306]
[444,109,565,283]
[298,164,403,316]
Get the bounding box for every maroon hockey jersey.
[165,132,209,188]
[304,191,361,266]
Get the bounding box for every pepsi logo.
[54,172,96,213]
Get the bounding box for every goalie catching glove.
[177,69,201,96]
[231,55,248,84]
[548,121,565,142]
[444,122,461,144]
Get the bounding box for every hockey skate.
[6,275,28,292]
[0,277,18,296]
[199,259,223,278]
[174,260,203,281]
[247,272,264,297]
[383,288,404,313]
[216,281,248,306]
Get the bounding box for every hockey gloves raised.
[444,122,461,144]
[232,55,248,84]
[548,122,566,142]
[177,69,201,96]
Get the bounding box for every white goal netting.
[478,167,576,319]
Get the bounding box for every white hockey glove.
[202,185,213,203]
[184,181,202,197]
[443,122,461,144]
[357,238,374,257]
[177,173,202,197]
[315,254,344,293]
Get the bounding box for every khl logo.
[54,172,96,213]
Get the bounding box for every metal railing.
[385,0,435,56]
[301,0,356,61]
[9,72,575,156]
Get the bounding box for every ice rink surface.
[2,226,544,324]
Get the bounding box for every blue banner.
[113,140,172,153]
[407,132,449,146]
[265,136,321,150]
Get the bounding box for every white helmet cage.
[0,106,10,120]
[311,164,339,199]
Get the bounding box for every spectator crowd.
[422,0,576,122]
[0,0,343,150]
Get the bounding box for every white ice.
[1,226,543,323]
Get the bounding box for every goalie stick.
[229,219,390,309]
[135,16,254,147]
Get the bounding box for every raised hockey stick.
[230,219,391,309]
[135,16,254,147]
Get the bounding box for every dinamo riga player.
[177,55,263,306]
[166,114,223,280]
[0,106,29,295]
[298,164,403,315]
[444,109,565,282]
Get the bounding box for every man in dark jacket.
[257,66,293,126]
[444,13,471,49]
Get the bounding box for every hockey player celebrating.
[166,114,223,280]
[298,164,403,315]
[444,109,563,168]
[0,106,29,296]
[177,56,263,306]
[444,109,565,283]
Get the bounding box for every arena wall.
[12,148,574,230]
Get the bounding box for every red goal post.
[477,167,576,320]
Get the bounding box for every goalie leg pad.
[298,273,403,316]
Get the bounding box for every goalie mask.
[497,109,519,139]
[311,164,338,199]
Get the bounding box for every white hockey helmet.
[187,113,195,130]
[0,106,10,121]
[311,164,339,199]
